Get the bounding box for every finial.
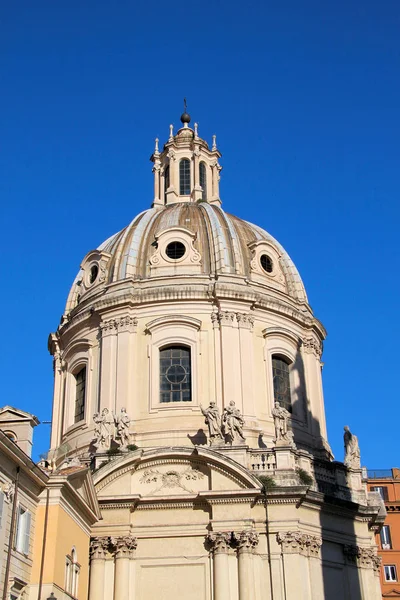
[180,98,191,127]
[212,135,217,151]
[154,138,159,153]
[194,123,198,138]
[169,124,174,141]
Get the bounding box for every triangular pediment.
[0,405,39,425]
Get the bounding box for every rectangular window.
[384,565,397,582]
[380,525,392,550]
[15,506,31,555]
[74,367,86,423]
[372,486,389,501]
[159,346,191,403]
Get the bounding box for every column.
[99,319,118,412]
[276,532,312,600]
[89,537,110,600]
[343,546,383,600]
[236,313,256,418]
[235,530,259,600]
[112,535,137,600]
[218,311,241,410]
[115,316,137,413]
[207,532,232,600]
[50,344,64,448]
[166,149,177,202]
[211,313,223,407]
[307,536,323,599]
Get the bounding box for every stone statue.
[222,401,246,445]
[115,407,131,447]
[93,408,115,449]
[200,402,223,445]
[272,401,292,444]
[344,426,361,469]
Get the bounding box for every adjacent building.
[367,469,400,598]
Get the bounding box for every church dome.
[65,203,307,315]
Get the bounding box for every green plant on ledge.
[106,447,121,456]
[258,475,277,492]
[296,468,313,487]
[127,444,138,451]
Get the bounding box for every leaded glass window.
[272,356,291,412]
[160,346,191,403]
[199,162,207,200]
[74,367,86,423]
[179,159,191,195]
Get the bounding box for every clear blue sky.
[1,1,399,466]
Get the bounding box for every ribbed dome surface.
[96,203,306,301]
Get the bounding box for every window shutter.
[23,510,31,555]
[15,506,22,550]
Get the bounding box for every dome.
[65,203,307,315]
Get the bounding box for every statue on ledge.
[344,426,361,469]
[272,401,293,445]
[200,402,224,445]
[222,401,246,445]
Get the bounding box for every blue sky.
[1,1,399,466]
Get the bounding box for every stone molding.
[234,530,259,553]
[277,531,322,557]
[111,535,138,559]
[89,536,111,560]
[302,336,323,359]
[207,532,232,554]
[343,545,381,572]
[100,316,138,336]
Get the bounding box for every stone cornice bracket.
[277,532,322,557]
[206,531,232,554]
[236,313,254,330]
[90,536,110,560]
[111,535,138,559]
[343,545,381,571]
[234,530,259,553]
[302,336,323,359]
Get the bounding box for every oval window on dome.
[89,264,99,284]
[165,241,186,260]
[260,254,273,274]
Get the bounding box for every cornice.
[145,314,201,333]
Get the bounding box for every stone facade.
[28,112,387,599]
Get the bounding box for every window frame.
[146,316,201,412]
[74,366,87,424]
[384,565,397,582]
[179,158,191,196]
[271,354,293,413]
[15,505,31,555]
[380,525,392,550]
[159,345,192,404]
[372,486,389,501]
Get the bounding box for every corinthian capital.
[236,313,254,330]
[90,537,110,560]
[277,531,321,557]
[111,535,138,559]
[217,311,235,326]
[234,530,259,553]
[207,532,232,554]
[302,336,323,358]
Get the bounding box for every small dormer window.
[179,159,191,195]
[199,162,207,200]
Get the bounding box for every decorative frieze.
[302,336,323,359]
[207,532,232,554]
[89,537,111,560]
[234,530,259,553]
[111,535,137,559]
[277,532,322,557]
[236,313,254,330]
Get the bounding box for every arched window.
[179,159,191,195]
[160,346,191,403]
[272,356,292,412]
[199,162,207,200]
[164,165,170,204]
[74,367,86,423]
[65,547,80,597]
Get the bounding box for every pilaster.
[234,530,259,600]
[112,535,137,600]
[99,319,118,413]
[89,537,110,600]
[277,532,322,600]
[236,313,256,418]
[207,532,232,600]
